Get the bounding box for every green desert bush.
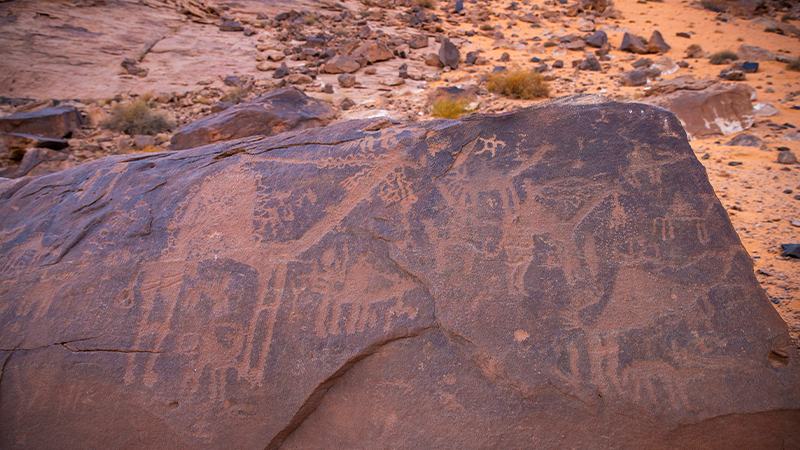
[487,69,550,100]
[103,99,172,136]
[708,50,738,65]
[431,96,470,119]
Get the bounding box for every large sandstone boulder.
[650,83,755,138]
[0,105,82,138]
[170,87,336,150]
[321,55,361,74]
[1,96,798,449]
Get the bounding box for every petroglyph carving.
[1,98,798,449]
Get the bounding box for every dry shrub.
[709,50,738,65]
[103,99,172,135]
[787,58,800,72]
[221,86,249,104]
[431,96,470,119]
[487,69,550,99]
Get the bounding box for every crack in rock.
[264,326,436,450]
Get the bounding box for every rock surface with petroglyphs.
[1,96,798,449]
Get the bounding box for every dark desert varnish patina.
[1,96,798,449]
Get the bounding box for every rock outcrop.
[0,105,82,138]
[438,37,460,69]
[651,83,755,138]
[170,87,336,150]
[1,97,798,449]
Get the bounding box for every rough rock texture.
[349,40,394,65]
[586,30,608,48]
[0,147,71,178]
[619,32,649,54]
[321,55,361,74]
[651,84,755,138]
[170,87,336,150]
[0,106,82,138]
[1,97,799,449]
[438,37,460,69]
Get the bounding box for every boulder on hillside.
[585,30,608,48]
[737,44,777,61]
[321,55,361,74]
[1,96,798,449]
[408,34,428,49]
[170,87,336,150]
[349,40,394,64]
[619,32,649,54]
[647,30,670,53]
[650,83,755,138]
[644,76,716,96]
[438,37,460,69]
[0,105,82,138]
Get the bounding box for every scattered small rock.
[438,37,460,69]
[408,34,428,49]
[322,55,361,74]
[577,53,601,71]
[647,31,670,53]
[219,20,244,32]
[719,68,745,81]
[780,244,800,258]
[340,97,355,110]
[726,134,761,147]
[585,30,608,48]
[620,32,649,54]
[685,44,704,59]
[619,69,648,87]
[273,63,289,79]
[121,58,148,77]
[734,61,759,73]
[338,73,356,88]
[426,53,444,68]
[777,150,798,164]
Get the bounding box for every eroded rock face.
[1,97,798,449]
[169,87,336,150]
[0,105,82,138]
[651,83,755,138]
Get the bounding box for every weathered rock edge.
[1,96,798,449]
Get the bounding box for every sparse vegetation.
[303,13,318,25]
[487,69,550,100]
[709,50,738,65]
[103,99,172,136]
[431,96,470,119]
[787,58,800,72]
[221,86,250,104]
